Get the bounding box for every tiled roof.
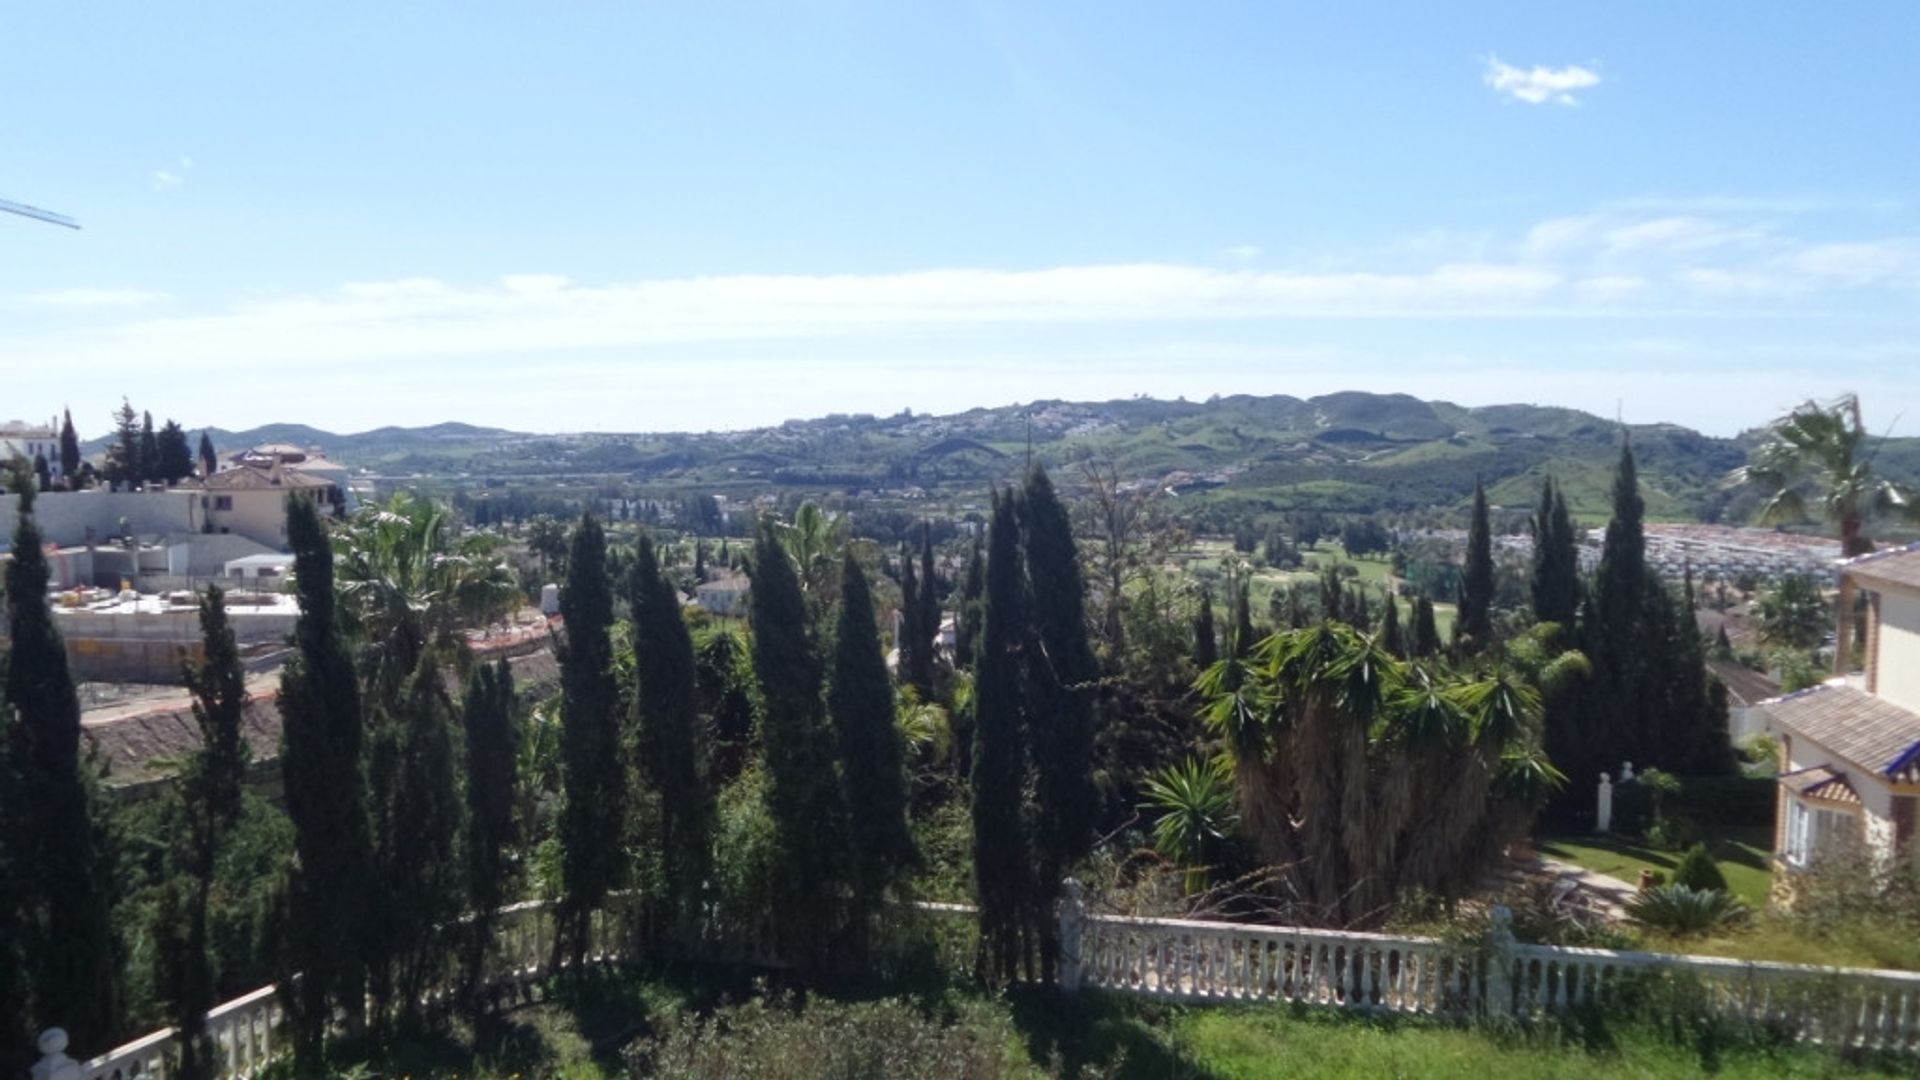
[1762,680,1920,781]
[200,465,333,491]
[1707,658,1780,708]
[1846,542,1920,593]
[1779,765,1862,806]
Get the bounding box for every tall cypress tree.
[366,655,463,1021]
[631,535,712,947]
[954,532,985,668]
[748,520,846,965]
[1589,440,1649,768]
[140,410,161,485]
[0,698,27,1079]
[1193,588,1219,670]
[971,490,1033,983]
[827,555,917,957]
[1231,579,1257,658]
[1018,465,1099,979]
[59,408,81,485]
[898,547,924,690]
[556,512,624,963]
[197,430,218,479]
[279,493,372,1062]
[1455,479,1495,653]
[160,585,251,1078]
[1378,592,1404,658]
[916,525,941,688]
[3,474,119,1052]
[1531,478,1579,628]
[1410,595,1440,659]
[461,659,517,998]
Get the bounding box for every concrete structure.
[1763,542,1920,875]
[46,589,301,682]
[223,552,295,582]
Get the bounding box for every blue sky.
[3,2,1917,437]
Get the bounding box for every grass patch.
[1540,828,1774,909]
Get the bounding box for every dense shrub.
[1670,844,1728,893]
[629,994,1024,1079]
[1627,885,1748,935]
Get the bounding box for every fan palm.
[335,491,519,695]
[1732,393,1920,557]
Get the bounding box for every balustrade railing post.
[31,1027,79,1080]
[1484,905,1517,1019]
[1057,877,1086,993]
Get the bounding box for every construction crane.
[0,197,79,229]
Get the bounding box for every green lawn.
[1539,827,1775,909]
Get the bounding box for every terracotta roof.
[200,465,333,492]
[1845,542,1920,594]
[1780,765,1863,805]
[1762,680,1920,781]
[1707,658,1781,708]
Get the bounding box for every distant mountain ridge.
[102,393,1920,523]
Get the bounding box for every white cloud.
[1220,245,1262,263]
[152,156,195,191]
[1483,57,1601,106]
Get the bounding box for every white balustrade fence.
[35,889,1920,1077]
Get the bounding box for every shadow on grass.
[1005,986,1223,1080]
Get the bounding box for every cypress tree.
[1456,479,1495,653]
[197,430,218,479]
[140,410,160,485]
[367,654,463,1022]
[278,493,372,1062]
[1531,478,1579,628]
[3,474,119,1051]
[167,584,255,1068]
[556,512,624,963]
[1231,579,1257,657]
[631,535,712,947]
[1193,588,1218,670]
[1589,440,1649,768]
[0,698,27,1080]
[971,490,1033,983]
[1018,466,1100,979]
[827,555,917,957]
[156,420,195,485]
[1379,592,1404,658]
[748,520,846,966]
[954,532,984,668]
[32,454,49,493]
[461,659,517,998]
[898,547,923,689]
[916,525,941,686]
[1410,595,1440,659]
[59,408,81,484]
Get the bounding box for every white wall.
[1876,587,1920,715]
[0,490,197,551]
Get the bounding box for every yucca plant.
[1141,757,1238,894]
[1627,884,1749,935]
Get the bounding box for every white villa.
[1765,542,1920,875]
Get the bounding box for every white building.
[0,419,61,481]
[1764,543,1920,875]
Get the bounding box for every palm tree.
[1733,393,1920,670]
[334,491,520,696]
[776,501,848,597]
[1734,393,1919,557]
[1141,757,1238,894]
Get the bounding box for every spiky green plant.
[1141,757,1238,894]
[1627,884,1748,935]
